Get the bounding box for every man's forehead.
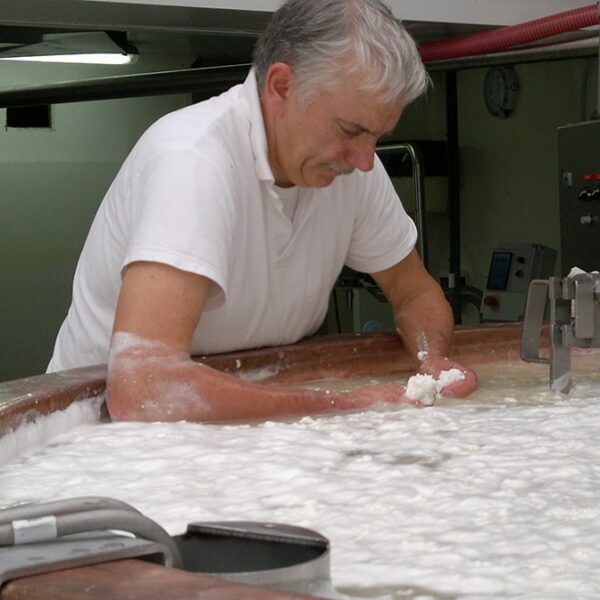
[298,73,404,132]
[336,102,403,137]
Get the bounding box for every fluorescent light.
[0,32,138,65]
[1,53,137,65]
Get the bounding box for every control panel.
[481,242,557,321]
[558,120,600,273]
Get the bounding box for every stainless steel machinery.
[558,120,600,274]
[521,120,600,392]
[521,118,600,392]
[481,242,557,322]
[521,272,600,393]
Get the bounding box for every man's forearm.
[372,251,477,397]
[105,333,408,422]
[392,287,479,399]
[392,287,454,366]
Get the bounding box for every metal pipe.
[0,506,182,568]
[597,5,600,118]
[0,41,597,108]
[426,36,598,71]
[0,496,143,523]
[445,70,462,324]
[376,143,428,269]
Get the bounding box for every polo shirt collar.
[241,69,275,183]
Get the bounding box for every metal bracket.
[521,279,550,364]
[0,496,179,587]
[0,533,172,587]
[522,272,600,393]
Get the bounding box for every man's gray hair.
[253,0,429,107]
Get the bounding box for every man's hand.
[345,382,422,408]
[419,355,478,398]
[370,251,478,401]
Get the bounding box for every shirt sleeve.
[123,145,236,301]
[345,156,418,273]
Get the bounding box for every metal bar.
[426,37,599,71]
[549,324,572,392]
[0,64,250,107]
[520,279,550,364]
[0,501,182,568]
[445,69,462,324]
[597,10,600,118]
[574,275,595,339]
[376,143,428,269]
[0,537,172,588]
[548,277,573,392]
[405,144,428,268]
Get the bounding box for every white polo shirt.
[48,71,417,372]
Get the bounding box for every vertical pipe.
[375,143,428,267]
[597,7,600,118]
[445,70,462,324]
[381,143,428,268]
[406,144,428,270]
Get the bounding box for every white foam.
[2,359,600,598]
[0,397,103,465]
[236,365,281,382]
[416,350,428,362]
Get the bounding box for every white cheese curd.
[405,368,465,405]
[2,357,600,598]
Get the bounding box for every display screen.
[486,252,513,290]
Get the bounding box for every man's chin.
[312,167,353,187]
[313,172,338,187]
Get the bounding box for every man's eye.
[340,126,360,138]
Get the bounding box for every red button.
[484,295,499,308]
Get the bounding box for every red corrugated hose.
[418,3,600,62]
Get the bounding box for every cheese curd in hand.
[405,368,465,406]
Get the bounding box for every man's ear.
[263,62,294,116]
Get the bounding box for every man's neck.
[258,91,292,187]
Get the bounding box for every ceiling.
[0,0,596,108]
[0,0,498,69]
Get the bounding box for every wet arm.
[106,262,407,422]
[370,249,477,397]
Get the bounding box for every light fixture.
[0,32,138,65]
[3,53,135,65]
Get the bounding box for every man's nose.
[345,137,376,172]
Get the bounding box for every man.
[48,0,477,422]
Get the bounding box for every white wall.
[0,56,192,381]
[458,58,597,289]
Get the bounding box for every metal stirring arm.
[521,273,600,393]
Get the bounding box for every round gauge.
[483,65,519,118]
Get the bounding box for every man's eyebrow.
[339,119,385,137]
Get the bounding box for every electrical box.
[481,242,557,322]
[558,120,600,274]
